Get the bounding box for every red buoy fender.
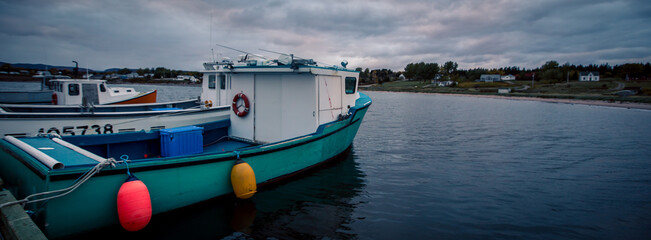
[51,92,58,105]
[117,175,152,232]
[232,93,250,117]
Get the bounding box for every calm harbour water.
[2,82,651,239]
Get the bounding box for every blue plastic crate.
[160,126,203,157]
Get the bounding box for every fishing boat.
[49,79,157,105]
[0,77,156,105]
[0,54,371,239]
[0,98,228,137]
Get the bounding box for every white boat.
[0,78,157,105]
[49,79,157,105]
[0,99,229,137]
[0,75,233,137]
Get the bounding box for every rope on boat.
[121,155,132,176]
[0,157,118,209]
[203,135,232,147]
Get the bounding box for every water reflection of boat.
[0,53,371,239]
[246,148,364,240]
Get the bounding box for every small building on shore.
[498,88,512,94]
[501,74,515,81]
[480,74,501,82]
[126,73,142,79]
[176,75,199,82]
[436,80,456,87]
[579,72,599,81]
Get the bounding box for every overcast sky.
[1,0,650,71]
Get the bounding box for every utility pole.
[567,71,569,84]
[532,72,535,88]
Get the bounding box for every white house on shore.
[498,88,512,94]
[436,80,456,87]
[479,74,501,82]
[176,75,199,82]
[126,73,142,79]
[501,74,515,81]
[579,72,599,81]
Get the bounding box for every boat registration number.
[38,124,114,136]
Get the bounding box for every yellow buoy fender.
[230,158,257,199]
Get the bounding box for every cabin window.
[345,77,357,94]
[68,83,80,96]
[99,84,106,92]
[127,89,132,92]
[219,75,226,90]
[208,75,216,89]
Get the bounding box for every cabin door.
[317,75,342,124]
[82,83,100,104]
[219,75,227,105]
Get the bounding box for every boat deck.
[19,138,100,166]
[14,136,254,170]
[3,119,258,170]
[21,138,254,168]
[204,140,252,154]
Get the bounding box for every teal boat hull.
[0,93,371,239]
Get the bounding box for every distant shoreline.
[0,78,200,87]
[364,90,651,110]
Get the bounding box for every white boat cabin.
[50,79,143,105]
[202,56,360,144]
[200,71,229,107]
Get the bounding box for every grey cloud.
[0,0,649,71]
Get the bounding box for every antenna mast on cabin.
[258,49,290,56]
[209,11,215,62]
[259,49,330,67]
[215,43,268,60]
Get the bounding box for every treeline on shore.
[0,63,201,82]
[356,61,651,84]
[5,61,651,85]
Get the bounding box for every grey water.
[2,82,650,239]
